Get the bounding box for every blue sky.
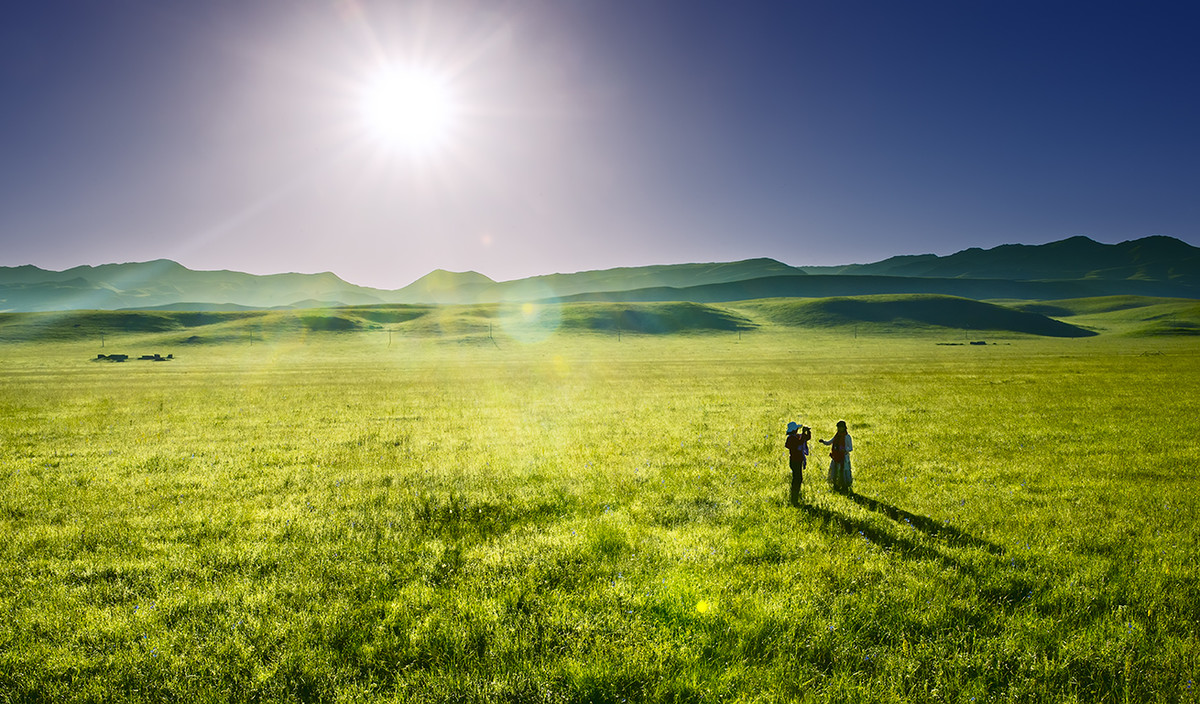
[1,0,1197,289]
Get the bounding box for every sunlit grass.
[0,331,1197,702]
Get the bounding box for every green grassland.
[1008,296,1200,337]
[1,297,1198,702]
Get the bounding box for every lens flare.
[498,297,561,345]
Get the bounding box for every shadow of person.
[795,502,963,571]
[844,492,1004,555]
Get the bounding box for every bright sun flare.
[360,67,455,153]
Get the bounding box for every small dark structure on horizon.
[94,353,173,362]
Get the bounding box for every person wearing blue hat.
[785,421,812,506]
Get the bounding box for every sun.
[360,66,456,153]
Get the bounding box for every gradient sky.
[2,1,1197,289]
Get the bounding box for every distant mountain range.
[1,236,1196,312]
[395,258,804,305]
[798,235,1200,282]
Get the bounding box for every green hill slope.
[0,296,1101,343]
[0,310,273,343]
[556,302,754,333]
[1009,296,1200,336]
[735,295,1096,337]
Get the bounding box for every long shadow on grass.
[796,501,965,573]
[797,498,1049,615]
[845,492,1005,555]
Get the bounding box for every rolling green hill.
[1009,295,1200,336]
[555,302,754,333]
[0,296,1107,343]
[733,295,1095,337]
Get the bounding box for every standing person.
[784,421,812,506]
[819,420,853,493]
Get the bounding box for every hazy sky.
[2,1,1198,289]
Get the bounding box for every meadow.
[1,308,1198,702]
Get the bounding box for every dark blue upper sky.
[2,0,1197,288]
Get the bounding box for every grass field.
[1,310,1198,702]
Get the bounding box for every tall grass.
[0,332,1196,702]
